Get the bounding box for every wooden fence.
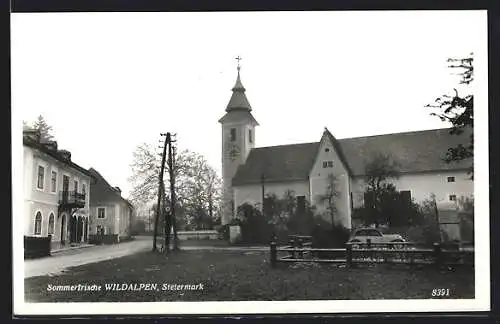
[24,235,51,259]
[269,236,474,268]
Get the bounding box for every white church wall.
[309,135,352,229]
[233,180,310,213]
[350,170,474,209]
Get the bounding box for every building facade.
[219,67,474,228]
[23,130,93,247]
[88,168,133,242]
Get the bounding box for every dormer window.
[230,128,236,142]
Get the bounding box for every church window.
[447,176,455,183]
[230,128,236,142]
[322,161,328,168]
[327,161,333,167]
[249,129,253,143]
[449,194,457,201]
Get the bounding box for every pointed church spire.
[226,56,252,112]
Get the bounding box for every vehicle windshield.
[353,229,382,236]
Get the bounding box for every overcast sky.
[11,10,485,199]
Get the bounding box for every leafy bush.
[217,224,230,241]
[236,203,274,244]
[311,216,351,248]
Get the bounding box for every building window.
[97,207,106,219]
[400,190,412,206]
[74,180,79,193]
[447,176,455,183]
[297,196,306,214]
[327,161,333,167]
[37,166,45,189]
[34,212,42,235]
[82,183,86,196]
[51,171,57,193]
[48,213,55,235]
[449,194,457,201]
[230,128,236,142]
[322,161,328,168]
[97,225,105,235]
[323,161,333,168]
[325,148,330,152]
[249,129,253,143]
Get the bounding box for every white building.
[23,129,93,248]
[219,66,473,228]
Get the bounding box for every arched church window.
[34,211,42,235]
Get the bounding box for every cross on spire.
[235,56,242,70]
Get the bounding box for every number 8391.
[432,288,450,297]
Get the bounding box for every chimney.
[58,149,72,161]
[23,129,41,142]
[41,140,58,151]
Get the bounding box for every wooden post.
[270,240,277,268]
[293,237,298,259]
[153,133,168,252]
[346,243,352,268]
[433,242,442,269]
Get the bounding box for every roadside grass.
[25,250,474,302]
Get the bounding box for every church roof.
[226,68,252,112]
[218,110,259,125]
[232,142,319,185]
[231,127,473,186]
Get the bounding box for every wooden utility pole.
[261,173,265,215]
[153,133,168,252]
[171,144,180,250]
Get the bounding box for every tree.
[427,54,473,177]
[32,115,55,142]
[362,153,400,227]
[128,143,223,230]
[317,173,341,229]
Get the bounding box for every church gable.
[309,129,353,228]
[309,130,351,181]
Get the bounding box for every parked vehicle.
[347,227,405,249]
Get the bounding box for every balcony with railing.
[58,191,86,209]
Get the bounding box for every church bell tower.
[218,57,259,225]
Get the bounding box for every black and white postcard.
[11,10,490,315]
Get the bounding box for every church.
[218,64,473,228]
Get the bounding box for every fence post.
[270,240,277,268]
[292,237,298,259]
[298,238,303,259]
[346,243,352,268]
[433,242,442,269]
